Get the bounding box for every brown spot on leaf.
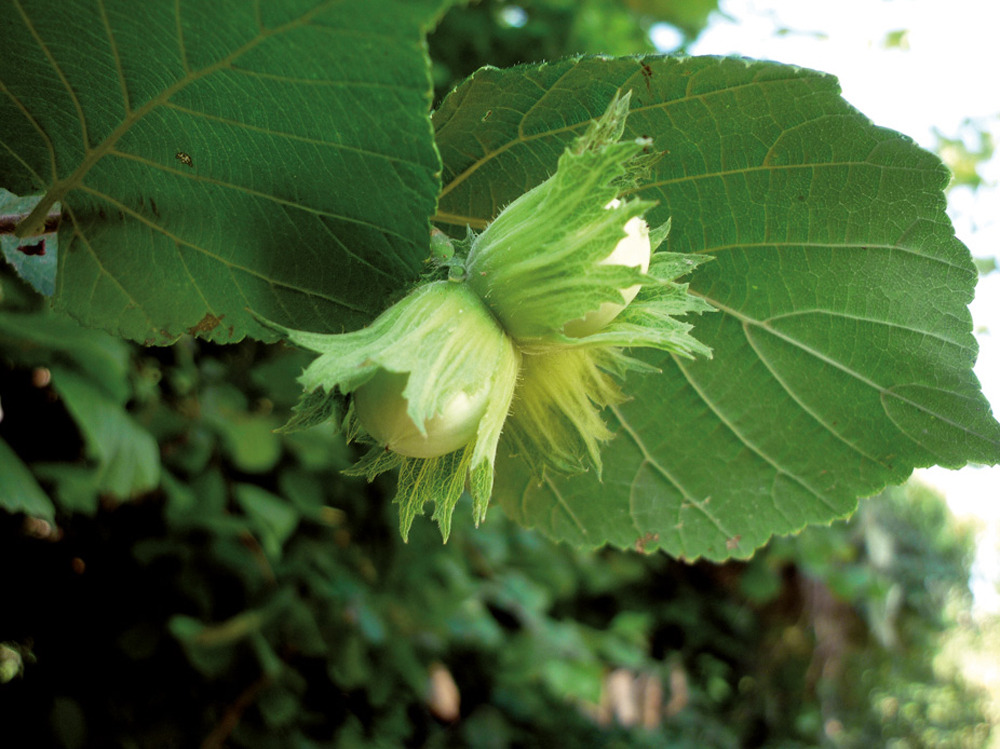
[725,535,742,551]
[641,62,653,93]
[188,313,225,335]
[634,532,660,554]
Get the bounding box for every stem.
[0,211,59,236]
[200,674,270,749]
[14,184,64,238]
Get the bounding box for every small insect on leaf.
[175,152,194,168]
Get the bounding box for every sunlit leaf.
[434,56,1000,560]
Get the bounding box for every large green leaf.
[0,436,55,520]
[0,310,131,403]
[433,56,1000,560]
[0,0,445,343]
[49,366,160,499]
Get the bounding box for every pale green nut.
[562,199,652,338]
[276,279,522,539]
[287,280,520,462]
[354,369,491,458]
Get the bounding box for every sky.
[653,0,1000,609]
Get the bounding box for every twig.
[200,673,270,749]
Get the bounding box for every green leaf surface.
[29,463,102,515]
[201,383,283,473]
[0,310,131,403]
[1,0,444,343]
[234,483,300,559]
[433,56,1000,560]
[0,436,55,520]
[50,365,160,498]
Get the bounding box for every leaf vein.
[717,309,892,464]
[20,0,342,232]
[76,185,369,313]
[439,64,836,203]
[12,0,90,149]
[227,66,419,93]
[610,404,735,545]
[637,160,936,195]
[692,240,971,273]
[105,148,413,244]
[0,131,49,187]
[516,64,579,140]
[162,101,427,166]
[171,238,223,323]
[543,476,587,536]
[763,308,973,351]
[726,304,999,447]
[61,203,154,328]
[671,355,837,514]
[174,0,190,75]
[97,0,131,115]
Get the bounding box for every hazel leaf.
[0,0,447,342]
[434,55,1000,560]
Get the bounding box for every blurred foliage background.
[1,1,997,747]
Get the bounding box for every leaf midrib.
[73,184,372,314]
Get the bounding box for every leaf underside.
[0,189,58,295]
[0,0,444,343]
[433,55,1000,561]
